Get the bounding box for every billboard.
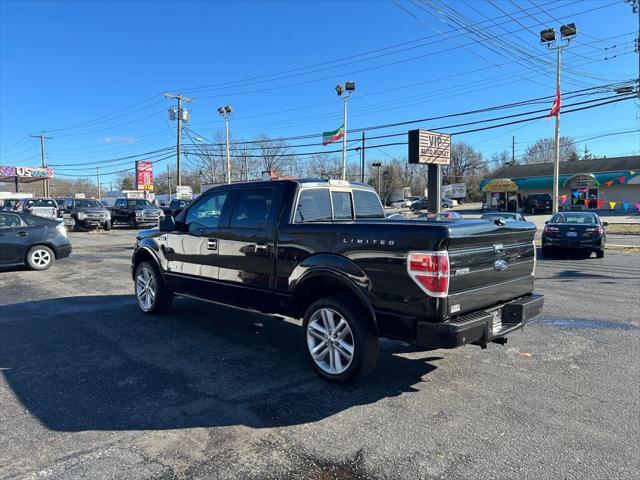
[0,166,54,179]
[136,161,153,191]
[408,130,451,165]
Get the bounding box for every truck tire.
[303,295,379,383]
[129,216,137,229]
[134,261,172,314]
[26,245,55,270]
[73,218,81,232]
[103,220,112,231]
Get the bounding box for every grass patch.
[606,245,640,254]
[605,223,640,235]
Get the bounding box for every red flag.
[546,87,561,118]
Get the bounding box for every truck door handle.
[254,243,268,252]
[207,239,218,251]
[17,231,29,237]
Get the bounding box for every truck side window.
[185,192,229,231]
[295,188,332,222]
[353,190,384,219]
[331,191,353,220]
[230,188,274,229]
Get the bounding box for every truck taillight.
[407,251,449,297]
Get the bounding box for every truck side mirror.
[602,221,608,227]
[159,215,175,232]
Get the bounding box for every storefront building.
[479,156,640,213]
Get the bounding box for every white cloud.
[101,136,136,144]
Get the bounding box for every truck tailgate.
[446,223,536,316]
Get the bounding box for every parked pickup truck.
[15,198,58,219]
[106,198,163,229]
[61,198,112,231]
[131,179,543,382]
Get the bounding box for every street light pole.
[552,45,562,214]
[540,23,576,213]
[335,81,355,180]
[218,106,233,184]
[342,95,348,180]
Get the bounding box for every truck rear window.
[353,190,384,219]
[295,189,332,222]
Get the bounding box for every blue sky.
[1,0,638,184]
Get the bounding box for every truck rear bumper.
[415,294,544,349]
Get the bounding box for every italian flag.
[322,124,344,146]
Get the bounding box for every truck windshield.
[74,199,103,208]
[25,199,56,207]
[127,200,153,208]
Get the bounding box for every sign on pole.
[135,161,154,191]
[408,130,451,165]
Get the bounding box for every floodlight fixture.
[224,105,233,114]
[345,81,356,92]
[560,23,577,39]
[540,28,556,43]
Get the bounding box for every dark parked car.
[106,198,163,229]
[542,211,607,258]
[131,179,543,382]
[481,212,527,222]
[0,211,71,270]
[523,194,552,214]
[61,198,111,231]
[410,197,454,211]
[161,199,189,218]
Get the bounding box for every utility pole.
[96,166,101,201]
[167,163,172,199]
[624,0,639,91]
[163,93,192,187]
[30,133,53,197]
[512,136,515,164]
[360,132,366,183]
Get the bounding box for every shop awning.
[479,170,639,192]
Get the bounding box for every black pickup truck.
[107,198,163,229]
[132,179,543,382]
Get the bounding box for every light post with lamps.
[335,81,355,180]
[540,23,577,213]
[218,105,233,184]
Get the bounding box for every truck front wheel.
[303,295,379,383]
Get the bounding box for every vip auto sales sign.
[135,161,153,191]
[408,130,451,165]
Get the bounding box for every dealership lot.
[1,229,638,479]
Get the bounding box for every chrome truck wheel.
[306,308,355,376]
[303,295,379,382]
[134,261,172,314]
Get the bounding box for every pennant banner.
[619,176,626,184]
[609,201,617,210]
[604,180,613,186]
[623,202,629,211]
[637,203,640,211]
[561,195,568,204]
[597,200,604,209]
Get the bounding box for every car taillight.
[407,251,449,297]
[544,226,559,233]
[585,227,603,235]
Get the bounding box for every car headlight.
[135,210,143,217]
[77,212,87,219]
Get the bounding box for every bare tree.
[443,142,485,184]
[490,150,512,170]
[254,134,293,175]
[522,136,578,164]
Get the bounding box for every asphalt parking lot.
[1,228,639,479]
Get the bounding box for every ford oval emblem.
[494,259,508,271]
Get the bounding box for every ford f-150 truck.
[107,198,163,229]
[132,179,543,382]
